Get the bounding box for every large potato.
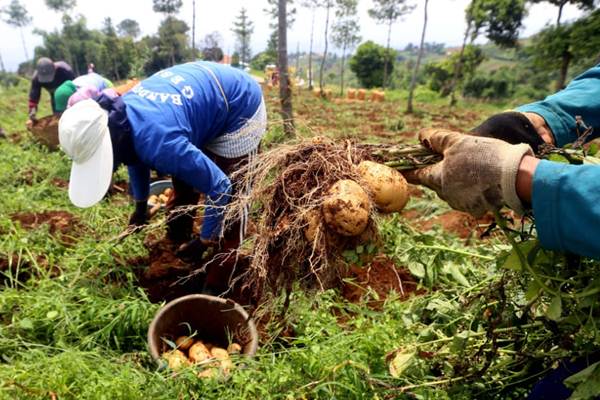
[356,161,409,213]
[163,349,190,371]
[322,179,370,236]
[189,341,211,363]
[175,336,194,351]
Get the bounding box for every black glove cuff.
[470,112,546,154]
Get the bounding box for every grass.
[0,78,575,399]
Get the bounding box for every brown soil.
[0,254,31,285]
[10,211,82,245]
[130,235,253,305]
[342,256,424,309]
[51,177,68,188]
[420,211,495,239]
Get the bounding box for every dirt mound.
[130,235,253,305]
[11,211,82,245]
[26,115,59,149]
[0,254,31,285]
[342,256,424,309]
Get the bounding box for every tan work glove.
[405,128,534,217]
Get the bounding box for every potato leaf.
[564,361,600,400]
[389,351,415,378]
[546,296,562,321]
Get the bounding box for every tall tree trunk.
[319,2,331,96]
[556,0,566,26]
[407,0,429,114]
[308,7,316,90]
[340,43,347,96]
[192,0,196,58]
[0,51,5,72]
[19,27,29,61]
[278,0,295,135]
[556,50,571,90]
[383,19,392,89]
[449,19,471,106]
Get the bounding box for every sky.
[0,0,588,72]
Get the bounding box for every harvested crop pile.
[224,138,423,301]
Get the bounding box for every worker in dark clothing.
[28,57,75,119]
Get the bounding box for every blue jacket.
[122,62,263,241]
[517,64,600,258]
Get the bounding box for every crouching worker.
[28,57,75,119]
[58,61,266,263]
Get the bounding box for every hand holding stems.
[405,128,536,216]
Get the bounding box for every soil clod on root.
[223,138,400,301]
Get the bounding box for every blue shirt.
[122,61,263,240]
[517,64,600,258]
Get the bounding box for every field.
[0,78,597,399]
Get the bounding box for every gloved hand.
[175,236,210,264]
[28,106,37,122]
[470,111,552,155]
[405,128,534,217]
[128,200,148,227]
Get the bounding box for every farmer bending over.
[58,61,266,262]
[406,63,600,259]
[28,57,75,120]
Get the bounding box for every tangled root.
[223,138,379,300]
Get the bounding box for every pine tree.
[232,8,254,65]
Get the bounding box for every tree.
[424,44,484,96]
[265,0,296,69]
[117,19,140,38]
[1,0,32,60]
[529,0,594,26]
[200,31,224,62]
[318,0,334,95]
[406,0,429,113]
[331,0,361,95]
[152,0,183,15]
[192,0,196,56]
[349,41,395,88]
[301,0,320,89]
[368,0,415,89]
[448,0,526,105]
[231,7,254,65]
[45,0,76,12]
[278,0,294,135]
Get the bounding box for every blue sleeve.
[532,160,600,258]
[144,135,232,241]
[516,64,600,147]
[127,164,150,201]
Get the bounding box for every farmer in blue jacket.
[406,63,600,259]
[58,61,266,261]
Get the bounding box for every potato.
[227,343,242,354]
[197,367,216,378]
[303,209,322,242]
[322,179,370,236]
[210,347,229,360]
[148,195,159,204]
[163,349,190,371]
[356,161,409,213]
[188,341,211,363]
[158,194,169,203]
[175,336,194,351]
[164,188,173,197]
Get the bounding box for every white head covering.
[58,99,113,208]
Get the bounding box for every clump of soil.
[0,254,31,286]
[342,256,424,309]
[130,235,253,305]
[10,210,82,245]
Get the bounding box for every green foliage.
[45,0,76,13]
[117,19,141,39]
[424,45,484,97]
[468,0,526,48]
[143,17,193,75]
[1,0,31,28]
[199,31,224,63]
[367,0,414,26]
[152,0,183,15]
[231,7,254,65]
[463,67,516,99]
[349,41,395,88]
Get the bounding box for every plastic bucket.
[147,294,258,362]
